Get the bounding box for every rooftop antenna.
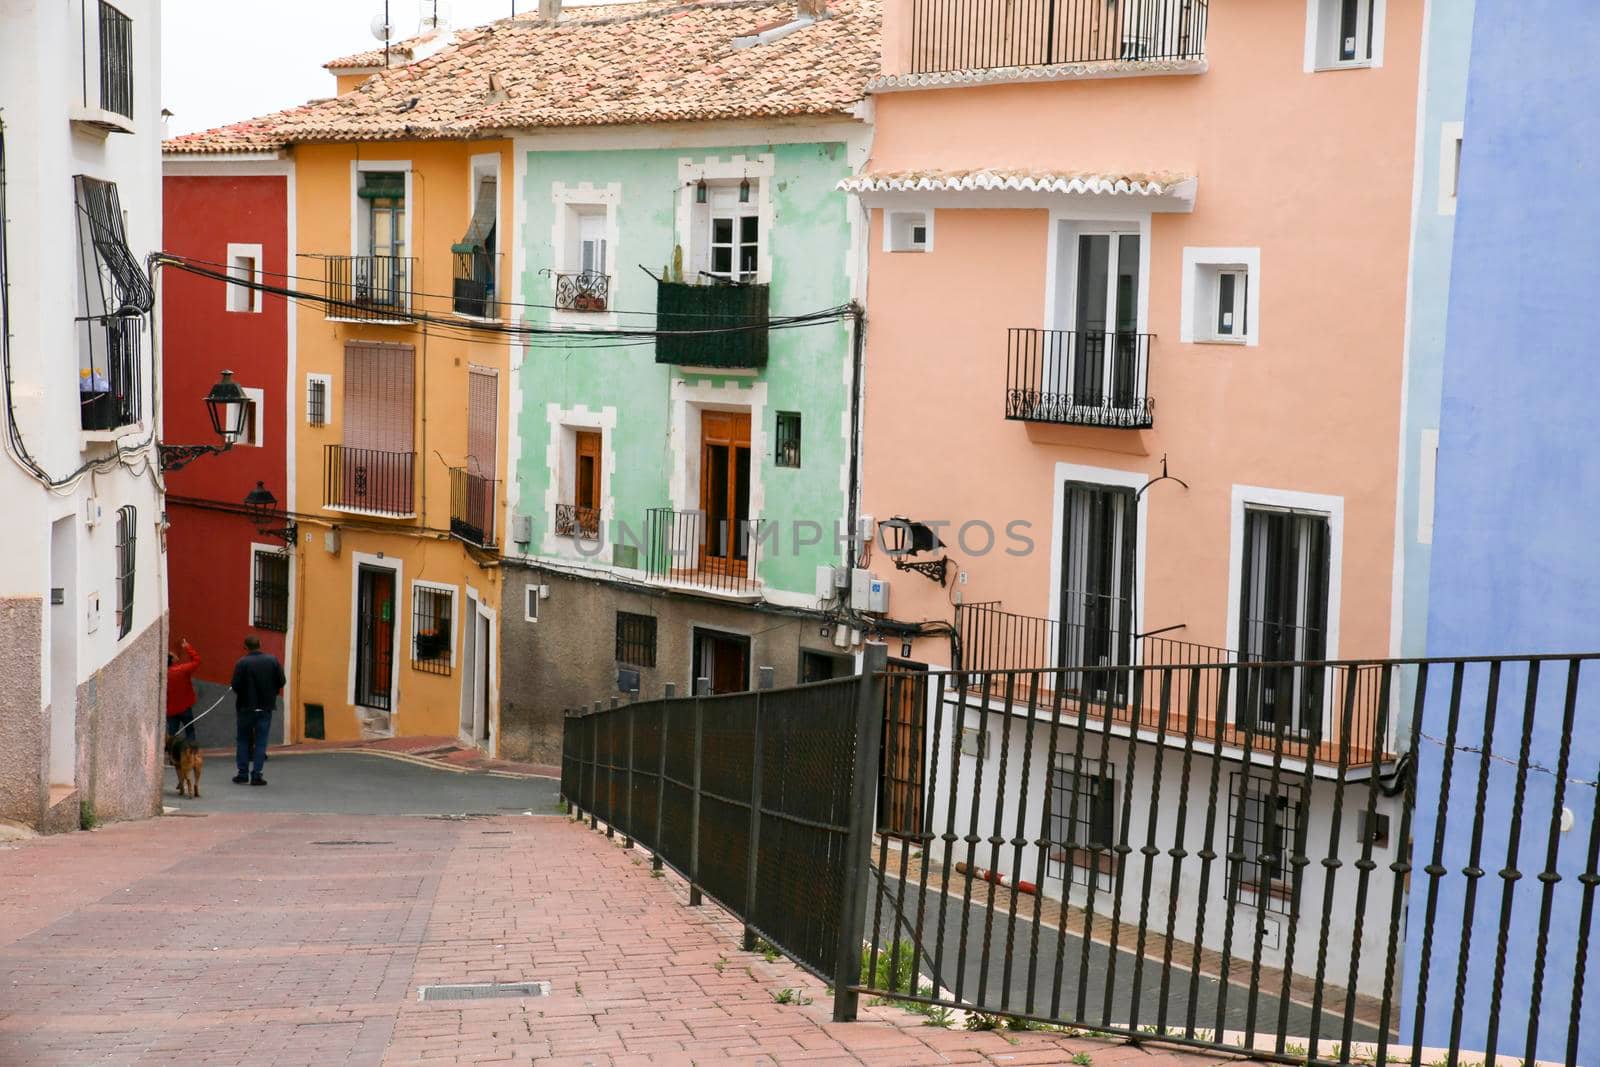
[370,2,394,67]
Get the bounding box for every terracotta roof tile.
[168,0,880,155]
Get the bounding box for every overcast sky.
[161,0,615,136]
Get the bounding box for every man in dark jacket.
[231,635,285,786]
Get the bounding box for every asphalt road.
[163,751,562,816]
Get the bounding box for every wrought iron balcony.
[452,250,501,319]
[909,0,1209,75]
[1005,327,1154,429]
[655,278,769,369]
[321,255,415,323]
[644,507,764,595]
[554,503,601,540]
[323,444,415,517]
[554,271,611,313]
[98,2,134,119]
[450,467,498,548]
[80,314,142,431]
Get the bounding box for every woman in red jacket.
[166,638,201,741]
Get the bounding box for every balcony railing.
[644,507,764,595]
[1005,327,1154,429]
[323,444,415,516]
[450,467,498,548]
[80,314,142,431]
[955,603,1395,766]
[910,0,1209,75]
[554,271,611,313]
[553,503,601,540]
[452,250,501,319]
[655,278,769,369]
[322,255,414,322]
[98,2,134,119]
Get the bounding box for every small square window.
[251,549,289,632]
[225,243,263,313]
[615,611,657,668]
[1183,249,1259,347]
[1214,269,1249,340]
[524,584,541,623]
[307,375,329,425]
[412,584,454,674]
[1311,0,1382,69]
[885,210,932,253]
[775,411,802,469]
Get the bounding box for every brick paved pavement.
[0,812,1246,1066]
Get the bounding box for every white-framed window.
[249,545,289,632]
[679,156,774,284]
[226,243,263,313]
[1439,121,1464,216]
[1306,0,1385,70]
[885,209,932,253]
[306,373,330,426]
[551,184,619,317]
[410,580,457,674]
[524,584,540,623]
[705,183,760,281]
[233,386,265,448]
[1181,248,1261,346]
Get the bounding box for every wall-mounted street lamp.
[243,481,297,544]
[157,370,249,472]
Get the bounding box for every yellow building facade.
[285,138,513,747]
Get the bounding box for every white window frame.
[524,583,541,623]
[1304,0,1387,71]
[247,543,291,631]
[234,386,265,448]
[349,159,413,258]
[677,154,776,285]
[550,182,620,327]
[1181,247,1261,347]
[346,550,403,713]
[540,404,617,560]
[410,579,459,672]
[225,242,264,313]
[1046,461,1148,649]
[1438,121,1464,216]
[1225,485,1344,668]
[705,186,761,282]
[885,209,933,253]
[306,373,331,426]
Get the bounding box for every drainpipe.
[846,303,865,569]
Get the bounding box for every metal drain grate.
[418,981,549,1002]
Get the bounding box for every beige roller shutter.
[343,342,415,453]
[466,365,498,476]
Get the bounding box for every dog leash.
[179,692,230,730]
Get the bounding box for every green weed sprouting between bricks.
[859,940,917,993]
[78,801,96,831]
[1070,1054,1093,1066]
[964,1012,1005,1032]
[754,938,781,963]
[771,987,812,1006]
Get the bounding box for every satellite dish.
[370,11,393,41]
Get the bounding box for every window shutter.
[358,171,406,200]
[466,367,498,475]
[342,342,414,452]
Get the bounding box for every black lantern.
[244,480,296,543]
[739,176,751,204]
[205,369,249,440]
[695,178,707,204]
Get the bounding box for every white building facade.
[0,0,166,831]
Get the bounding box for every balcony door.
[1069,231,1142,412]
[354,564,397,713]
[1058,482,1136,704]
[1238,508,1331,736]
[699,411,751,576]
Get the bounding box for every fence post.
[742,668,775,950]
[689,676,709,907]
[654,683,674,872]
[624,697,635,849]
[606,699,619,839]
[589,703,600,831]
[833,642,888,1023]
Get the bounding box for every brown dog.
[166,734,204,798]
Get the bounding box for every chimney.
[797,0,827,16]
[538,0,561,22]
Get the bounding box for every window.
[700,411,752,573]
[1063,230,1144,411]
[411,582,455,675]
[553,192,617,314]
[701,182,760,282]
[775,411,802,469]
[1058,482,1136,702]
[615,612,658,668]
[453,169,498,317]
[885,210,932,253]
[1309,0,1382,69]
[226,244,263,313]
[1228,774,1304,915]
[1439,121,1464,216]
[556,429,602,539]
[306,374,329,426]
[692,627,750,695]
[878,661,927,839]
[356,169,407,310]
[1182,248,1260,347]
[1238,507,1331,734]
[334,342,416,515]
[95,1,134,120]
[251,549,289,632]
[114,505,136,639]
[74,176,152,431]
[1047,755,1116,889]
[234,387,264,448]
[800,650,850,683]
[523,583,541,623]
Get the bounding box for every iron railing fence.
[561,656,885,1004]
[321,255,415,322]
[910,0,1210,75]
[564,647,1600,1065]
[554,270,611,313]
[644,507,765,595]
[553,502,601,540]
[956,603,1396,764]
[449,467,497,548]
[97,2,134,119]
[79,313,142,430]
[452,250,501,319]
[323,444,415,516]
[1006,328,1154,429]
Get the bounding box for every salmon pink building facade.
[850,0,1425,998]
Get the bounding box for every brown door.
[573,430,601,538]
[355,565,396,710]
[699,412,751,575]
[880,659,928,839]
[692,627,750,695]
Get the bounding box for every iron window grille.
[412,585,454,675]
[251,550,289,633]
[97,2,134,120]
[614,612,658,669]
[1227,773,1304,916]
[877,665,928,839]
[553,270,610,313]
[1048,755,1116,889]
[74,176,151,431]
[306,377,327,425]
[114,505,136,640]
[775,411,802,469]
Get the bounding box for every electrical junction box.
[849,569,890,613]
[324,529,341,555]
[512,513,532,544]
[815,565,835,600]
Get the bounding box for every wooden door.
[699,412,751,574]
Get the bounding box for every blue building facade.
[1405,1,1600,1059]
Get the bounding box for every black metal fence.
[554,270,611,313]
[452,250,500,319]
[564,647,1600,1064]
[79,314,142,431]
[644,507,765,595]
[449,467,497,547]
[322,255,414,321]
[98,2,134,119]
[323,444,415,516]
[1005,328,1154,429]
[910,0,1209,75]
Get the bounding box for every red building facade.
[161,166,292,737]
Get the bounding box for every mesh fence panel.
[630,707,662,851]
[697,693,757,913]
